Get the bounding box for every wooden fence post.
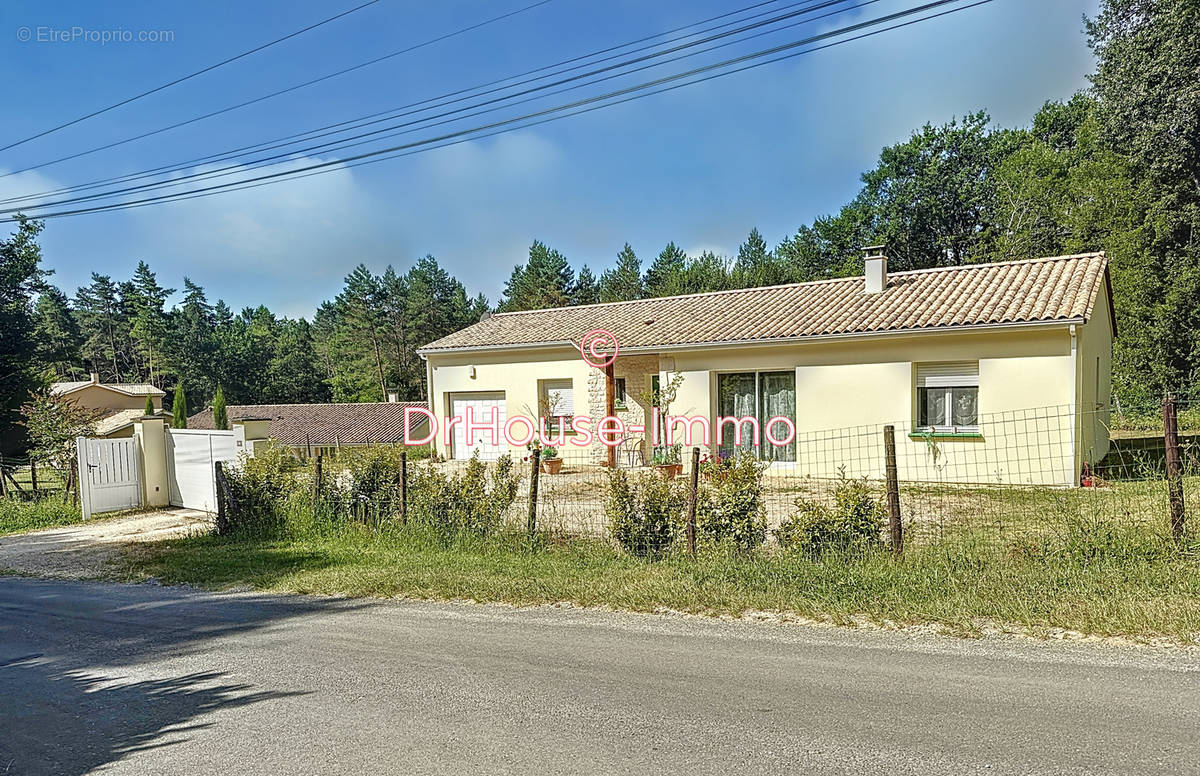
[1164,393,1185,539]
[399,449,408,524]
[0,455,6,499]
[527,448,541,537]
[883,425,903,556]
[314,453,324,502]
[29,458,38,494]
[687,447,700,557]
[214,461,227,534]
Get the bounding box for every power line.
[0,0,383,154]
[2,0,998,223]
[0,0,558,177]
[1,0,861,211]
[0,0,792,196]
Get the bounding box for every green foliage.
[774,477,886,557]
[499,240,575,312]
[0,217,48,454]
[212,386,228,430]
[171,386,187,428]
[695,452,767,550]
[221,444,301,536]
[599,243,643,302]
[0,495,82,536]
[20,388,98,472]
[144,395,154,416]
[408,453,522,537]
[605,468,685,557]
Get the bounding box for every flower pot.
[656,463,682,479]
[541,458,563,475]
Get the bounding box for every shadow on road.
[0,578,365,775]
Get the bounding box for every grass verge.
[127,522,1200,643]
[0,497,83,536]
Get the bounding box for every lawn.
[128,519,1200,642]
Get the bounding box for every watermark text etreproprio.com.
[17,26,175,45]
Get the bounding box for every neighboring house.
[187,401,430,457]
[50,373,166,438]
[418,250,1115,486]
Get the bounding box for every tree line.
[1,0,1194,452]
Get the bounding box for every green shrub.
[774,476,885,557]
[695,452,767,550]
[408,453,522,537]
[0,496,82,536]
[606,468,685,557]
[222,443,299,536]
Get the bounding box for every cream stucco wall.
[425,305,1115,486]
[65,385,163,413]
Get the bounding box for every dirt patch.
[0,508,214,579]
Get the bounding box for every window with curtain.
[539,379,574,431]
[916,362,979,432]
[716,370,796,462]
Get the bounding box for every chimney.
[387,391,399,403]
[863,245,888,294]
[90,372,100,385]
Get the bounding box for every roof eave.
[419,319,1086,358]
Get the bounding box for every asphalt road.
[2,578,1198,775]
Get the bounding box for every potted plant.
[651,444,682,479]
[699,452,733,481]
[539,445,563,474]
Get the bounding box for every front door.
[716,371,796,462]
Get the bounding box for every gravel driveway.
[0,508,213,579]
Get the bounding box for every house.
[417,250,1115,486]
[187,401,431,457]
[50,373,166,438]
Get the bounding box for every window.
[716,370,796,462]
[613,377,627,410]
[539,379,574,431]
[916,362,978,432]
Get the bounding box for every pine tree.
[572,265,600,305]
[643,242,689,298]
[498,241,574,311]
[599,243,644,302]
[144,395,154,416]
[33,285,83,379]
[171,386,188,429]
[212,386,228,430]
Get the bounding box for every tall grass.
[0,497,83,536]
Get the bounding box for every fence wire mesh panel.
[209,399,1197,555]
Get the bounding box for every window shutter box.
[916,362,979,388]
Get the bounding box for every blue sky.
[0,0,1099,318]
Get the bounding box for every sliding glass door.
[716,370,796,462]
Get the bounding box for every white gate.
[165,428,242,512]
[76,437,141,520]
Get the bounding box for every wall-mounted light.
[469,365,477,379]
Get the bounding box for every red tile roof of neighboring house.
[418,253,1112,354]
[187,402,429,447]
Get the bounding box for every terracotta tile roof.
[419,253,1111,354]
[94,408,164,436]
[51,380,165,397]
[187,403,429,447]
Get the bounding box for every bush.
[774,476,885,557]
[0,496,81,535]
[695,452,767,550]
[408,452,522,537]
[222,443,300,536]
[606,468,685,557]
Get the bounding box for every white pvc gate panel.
[77,437,141,520]
[450,392,506,460]
[166,429,239,512]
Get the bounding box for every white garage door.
[450,392,506,460]
[166,429,240,512]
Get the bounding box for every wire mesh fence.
[0,455,72,501]
[212,397,1197,555]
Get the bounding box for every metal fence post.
[1164,393,1185,539]
[528,448,541,537]
[687,446,700,557]
[883,425,903,556]
[399,449,408,524]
